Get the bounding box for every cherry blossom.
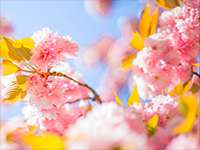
[31,28,78,70]
[133,95,178,125]
[165,134,199,150]
[132,1,200,99]
[66,102,149,150]
[0,16,13,36]
[27,74,89,110]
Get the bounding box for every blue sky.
[1,0,143,45]
[1,0,144,119]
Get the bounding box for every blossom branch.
[55,96,94,110]
[192,72,200,78]
[49,71,102,104]
[21,68,102,104]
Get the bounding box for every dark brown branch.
[193,72,200,78]
[55,96,93,109]
[21,69,102,104]
[49,71,102,104]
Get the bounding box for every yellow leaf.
[0,37,32,62]
[121,53,135,71]
[130,32,144,50]
[2,59,19,76]
[147,114,159,135]
[169,81,193,96]
[16,75,28,90]
[139,4,152,38]
[173,94,198,134]
[190,83,200,94]
[0,38,11,60]
[183,81,192,93]
[192,63,200,67]
[114,92,123,105]
[150,7,159,35]
[27,126,37,134]
[5,37,32,61]
[169,83,183,96]
[130,4,158,48]
[2,86,23,103]
[16,37,34,50]
[156,0,181,10]
[22,133,65,150]
[127,84,140,107]
[2,75,28,103]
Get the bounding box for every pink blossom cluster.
[159,5,200,63]
[1,0,200,149]
[2,101,199,150]
[0,118,26,150]
[22,103,87,135]
[24,28,90,134]
[28,74,89,110]
[132,1,200,99]
[133,95,178,125]
[31,28,78,71]
[165,134,199,150]
[84,0,113,16]
[66,102,149,150]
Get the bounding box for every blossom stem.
[192,72,200,78]
[56,96,93,109]
[49,71,102,104]
[20,69,102,103]
[20,69,35,73]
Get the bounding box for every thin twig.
[193,72,200,78]
[20,69,35,74]
[19,67,102,104]
[49,71,102,104]
[56,96,93,109]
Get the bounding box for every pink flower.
[166,134,199,150]
[148,127,173,150]
[133,34,192,99]
[159,4,200,63]
[82,36,114,66]
[0,118,27,150]
[66,103,149,150]
[0,16,13,36]
[31,28,78,70]
[84,0,113,16]
[184,0,200,9]
[132,2,200,99]
[27,74,89,110]
[22,103,88,135]
[42,106,86,135]
[132,95,178,126]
